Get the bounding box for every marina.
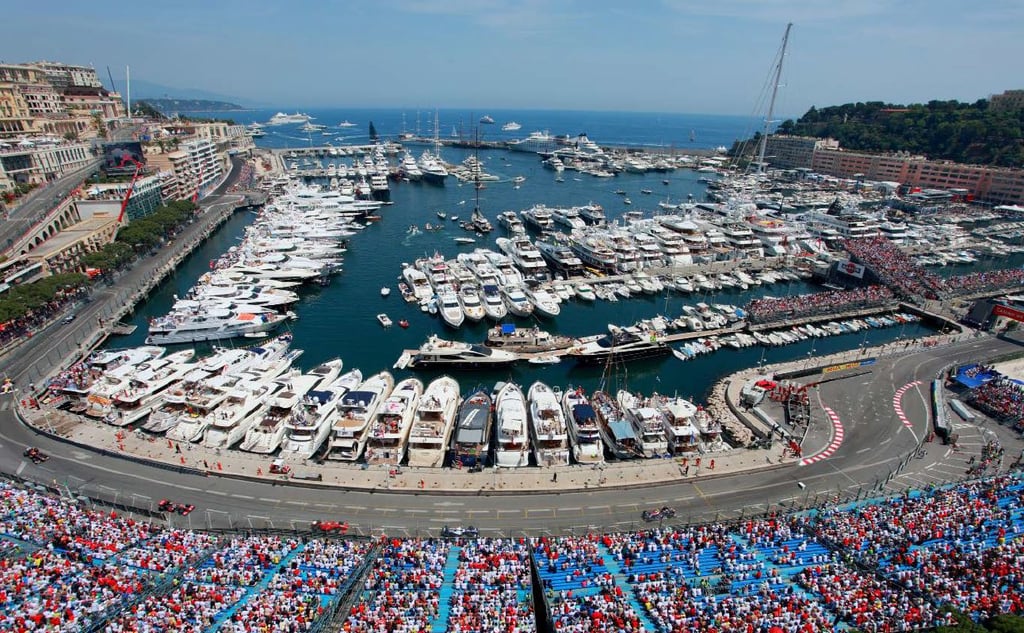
[41,109,1012,476]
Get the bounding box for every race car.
[440,525,480,538]
[23,447,49,464]
[158,499,195,516]
[641,506,677,522]
[311,520,349,534]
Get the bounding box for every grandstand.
[0,472,1021,632]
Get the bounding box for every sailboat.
[468,134,493,233]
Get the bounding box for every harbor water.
[101,133,971,401]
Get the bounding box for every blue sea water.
[190,107,761,152]
[109,108,943,402]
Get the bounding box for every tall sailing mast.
[756,22,792,173]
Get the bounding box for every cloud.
[660,0,892,24]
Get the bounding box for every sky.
[5,0,1024,117]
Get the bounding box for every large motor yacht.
[365,378,423,466]
[566,326,672,366]
[326,371,395,461]
[394,335,518,370]
[451,389,492,467]
[406,376,461,468]
[493,382,530,468]
[562,387,605,465]
[527,382,570,467]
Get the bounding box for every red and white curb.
[800,406,844,465]
[892,381,921,429]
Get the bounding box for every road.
[0,125,141,257]
[1,333,1019,538]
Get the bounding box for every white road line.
[258,497,279,503]
[15,461,25,476]
[856,447,872,454]
[560,507,581,512]
[403,509,428,514]
[232,494,255,500]
[207,490,227,496]
[343,506,367,511]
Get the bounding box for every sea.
[105,107,1000,402]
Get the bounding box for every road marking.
[403,509,428,514]
[560,507,581,512]
[232,494,255,500]
[892,381,921,430]
[856,447,872,454]
[586,505,610,511]
[0,401,9,411]
[15,461,25,476]
[692,484,710,505]
[207,490,227,496]
[258,498,279,503]
[343,506,366,511]
[800,406,844,465]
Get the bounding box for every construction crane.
[116,156,145,224]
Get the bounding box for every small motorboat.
[449,216,459,222]
[381,286,391,297]
[398,319,410,328]
[377,313,393,328]
[454,237,475,245]
[437,211,447,219]
[528,354,561,365]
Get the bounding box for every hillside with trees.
[775,100,1024,167]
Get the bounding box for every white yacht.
[496,236,550,282]
[562,388,604,465]
[493,382,530,468]
[507,130,556,154]
[569,235,617,273]
[365,377,423,465]
[501,285,534,317]
[327,371,394,461]
[458,284,486,322]
[497,211,526,235]
[480,284,508,321]
[501,121,522,132]
[649,394,701,454]
[146,308,291,345]
[483,250,525,287]
[437,287,465,329]
[406,376,461,468]
[395,335,518,370]
[164,373,243,443]
[202,375,283,449]
[417,150,448,186]
[104,349,197,425]
[402,266,434,302]
[527,382,570,467]
[617,391,670,458]
[525,286,561,318]
[142,365,215,434]
[399,151,422,181]
[268,112,312,125]
[279,367,362,460]
[520,205,555,232]
[535,241,585,278]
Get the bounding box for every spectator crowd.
[0,471,1020,632]
[745,285,895,324]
